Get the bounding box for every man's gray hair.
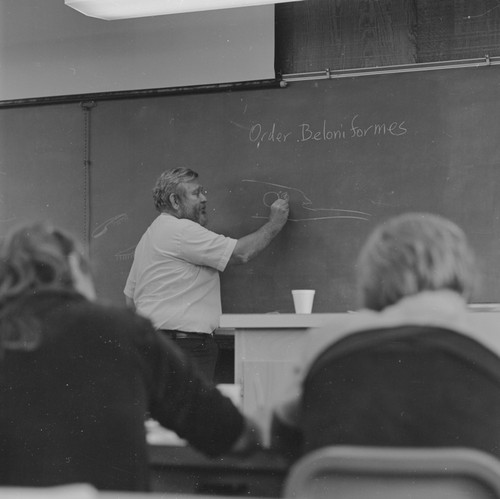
[356,212,478,311]
[152,168,198,212]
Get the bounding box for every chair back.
[301,326,500,456]
[283,446,500,499]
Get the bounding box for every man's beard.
[179,205,207,226]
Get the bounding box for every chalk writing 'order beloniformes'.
[248,115,408,144]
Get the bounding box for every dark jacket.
[272,325,500,462]
[0,290,244,491]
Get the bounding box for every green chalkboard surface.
[87,65,500,313]
[0,103,87,244]
[4,66,499,313]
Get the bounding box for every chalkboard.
[6,65,499,313]
[0,103,87,244]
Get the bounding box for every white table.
[219,313,343,443]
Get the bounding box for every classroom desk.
[0,485,270,499]
[101,494,268,499]
[220,312,500,444]
[0,446,286,499]
[148,444,287,497]
[219,313,338,444]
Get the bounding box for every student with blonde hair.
[0,222,261,491]
[271,213,500,462]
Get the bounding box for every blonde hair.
[0,222,90,352]
[356,213,478,311]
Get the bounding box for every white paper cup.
[292,289,315,314]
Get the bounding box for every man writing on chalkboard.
[124,167,289,381]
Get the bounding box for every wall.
[275,0,500,74]
[0,0,276,100]
[4,1,500,100]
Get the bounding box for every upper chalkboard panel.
[89,66,500,313]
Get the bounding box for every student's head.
[153,168,208,226]
[356,213,478,311]
[0,222,95,305]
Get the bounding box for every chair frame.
[283,446,500,498]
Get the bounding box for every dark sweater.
[0,290,244,491]
[302,325,500,456]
